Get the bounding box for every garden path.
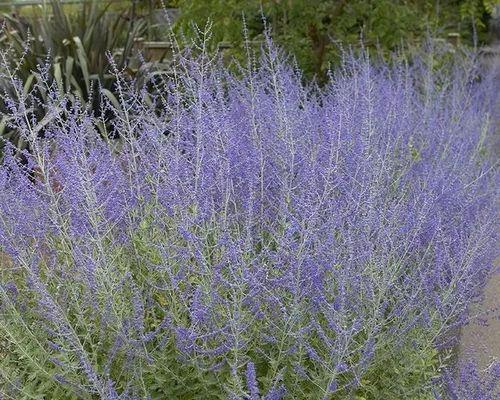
[458,272,500,370]
[458,43,500,374]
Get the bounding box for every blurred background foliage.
[2,1,498,78]
[173,0,499,77]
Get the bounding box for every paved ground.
[458,44,500,374]
[458,272,500,369]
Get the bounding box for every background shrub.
[174,0,499,77]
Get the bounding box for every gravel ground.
[458,271,500,369]
[458,41,500,373]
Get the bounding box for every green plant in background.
[0,0,146,151]
[460,0,499,32]
[174,0,499,78]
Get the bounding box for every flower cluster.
[0,42,498,399]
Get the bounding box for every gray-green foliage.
[0,33,497,398]
[0,211,450,399]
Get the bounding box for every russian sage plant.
[435,360,500,400]
[0,38,498,399]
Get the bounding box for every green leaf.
[54,62,63,94]
[101,88,122,111]
[65,56,74,90]
[22,74,35,96]
[73,36,90,95]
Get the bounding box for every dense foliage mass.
[0,38,498,399]
[174,0,499,77]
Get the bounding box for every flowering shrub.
[436,360,500,400]
[0,39,498,399]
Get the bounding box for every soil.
[458,272,500,370]
[458,42,500,374]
